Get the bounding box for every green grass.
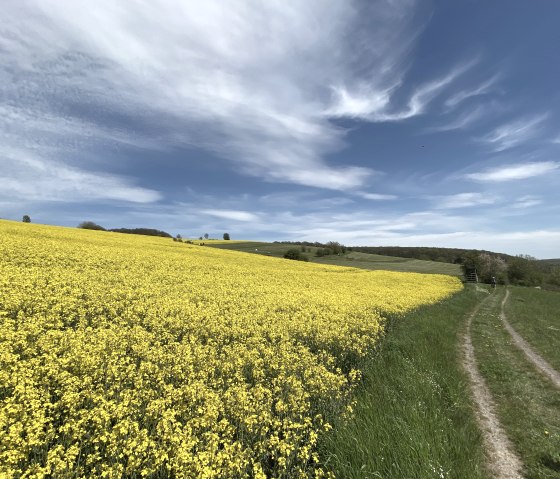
[471,287,560,479]
[319,285,487,479]
[504,287,560,370]
[315,251,462,276]
[208,242,463,276]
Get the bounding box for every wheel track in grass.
[500,288,560,388]
[462,290,524,479]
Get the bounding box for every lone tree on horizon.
[223,233,230,240]
[22,215,31,223]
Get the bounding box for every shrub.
[78,221,106,231]
[284,248,309,262]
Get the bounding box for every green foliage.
[325,241,346,255]
[78,221,106,231]
[109,228,172,238]
[22,215,31,223]
[223,233,230,240]
[462,251,508,284]
[283,248,309,262]
[507,255,543,286]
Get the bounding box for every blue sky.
[1,1,560,257]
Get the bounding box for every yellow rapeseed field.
[0,220,462,478]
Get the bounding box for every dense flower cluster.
[0,221,462,478]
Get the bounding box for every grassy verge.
[504,286,560,370]
[319,285,487,479]
[471,287,560,478]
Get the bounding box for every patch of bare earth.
[462,293,524,479]
[500,289,560,388]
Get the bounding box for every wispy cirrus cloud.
[511,195,542,209]
[326,59,477,121]
[0,149,160,203]
[444,74,500,108]
[434,192,497,209]
[479,114,548,151]
[200,209,260,222]
[424,104,488,133]
[0,0,446,194]
[356,191,398,200]
[465,161,560,182]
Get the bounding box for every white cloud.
[480,114,548,151]
[0,150,161,203]
[434,192,497,209]
[445,75,499,108]
[356,192,398,200]
[0,0,435,193]
[466,161,559,182]
[200,209,259,222]
[511,195,542,209]
[424,104,487,133]
[327,59,477,121]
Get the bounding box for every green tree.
[507,255,542,286]
[22,215,31,223]
[78,221,106,231]
[283,248,309,262]
[326,241,346,255]
[223,233,230,240]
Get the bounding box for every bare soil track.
[462,292,524,479]
[500,289,560,388]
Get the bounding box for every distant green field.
[208,242,463,276]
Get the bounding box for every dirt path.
[462,292,524,479]
[500,289,560,388]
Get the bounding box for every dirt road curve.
[500,289,560,388]
[462,294,524,479]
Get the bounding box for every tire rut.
[500,289,560,388]
[462,290,524,479]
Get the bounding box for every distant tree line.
[78,221,172,238]
[276,241,348,257]
[353,246,560,290]
[352,246,493,264]
[78,222,231,242]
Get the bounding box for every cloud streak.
[0,0,486,195]
[445,75,499,108]
[479,114,548,151]
[465,161,560,182]
[0,0,430,193]
[0,149,160,203]
[326,59,477,122]
[200,209,260,222]
[434,192,497,209]
[424,104,488,133]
